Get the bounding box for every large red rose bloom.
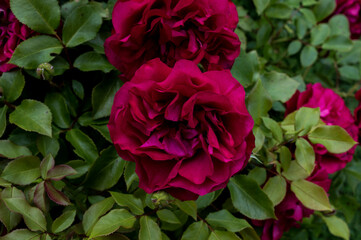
[104,0,241,81]
[285,83,358,174]
[0,0,34,73]
[108,59,254,200]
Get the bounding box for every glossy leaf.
[174,200,197,220]
[0,71,25,102]
[110,192,144,215]
[65,129,99,163]
[205,209,251,232]
[322,215,350,240]
[262,176,287,206]
[52,210,76,233]
[44,181,70,206]
[0,229,41,240]
[0,140,32,159]
[139,216,162,240]
[74,52,114,73]
[181,221,209,240]
[1,156,41,185]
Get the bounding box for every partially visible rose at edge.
[0,0,34,73]
[104,0,241,81]
[285,83,358,174]
[107,58,254,201]
[333,0,361,39]
[354,88,361,141]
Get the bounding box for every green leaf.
[246,80,272,125]
[300,46,318,67]
[311,24,330,46]
[83,197,115,235]
[313,0,336,21]
[156,209,181,225]
[0,229,41,240]
[205,209,251,232]
[295,107,320,135]
[44,93,71,129]
[288,41,302,56]
[51,56,69,76]
[0,106,7,138]
[65,129,98,163]
[139,216,162,240]
[89,209,136,238]
[36,136,59,158]
[44,181,71,206]
[262,176,287,206]
[261,71,300,103]
[295,138,315,175]
[282,161,310,181]
[296,17,308,39]
[1,156,40,185]
[228,175,275,220]
[208,230,241,240]
[231,50,260,88]
[279,146,291,172]
[9,99,52,137]
[85,146,125,191]
[262,117,283,143]
[291,179,332,211]
[308,125,357,154]
[10,0,60,34]
[90,124,112,142]
[92,76,123,119]
[40,154,55,179]
[321,215,350,240]
[33,182,47,212]
[62,5,102,47]
[174,200,197,221]
[0,140,32,159]
[300,8,317,26]
[47,165,77,180]
[124,162,138,190]
[339,65,361,81]
[0,71,25,102]
[247,167,267,186]
[52,210,76,233]
[329,14,350,37]
[239,228,261,240]
[252,0,270,15]
[322,36,353,52]
[74,52,114,73]
[72,80,84,100]
[110,192,144,215]
[0,199,22,232]
[181,221,209,240]
[9,36,63,69]
[2,187,47,232]
[265,4,292,19]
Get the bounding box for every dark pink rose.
[254,166,331,240]
[334,0,361,39]
[108,59,254,200]
[354,88,361,141]
[285,83,358,174]
[104,0,241,81]
[0,0,34,73]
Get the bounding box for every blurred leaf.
[240,228,261,240]
[339,65,361,81]
[308,125,357,154]
[156,209,181,224]
[89,209,136,238]
[313,0,336,21]
[300,46,318,67]
[0,106,6,138]
[296,17,308,39]
[208,230,241,240]
[263,175,287,206]
[0,140,32,159]
[10,0,60,34]
[282,161,310,181]
[322,36,353,52]
[2,187,47,232]
[175,200,197,221]
[291,179,332,211]
[83,197,115,235]
[300,8,316,26]
[1,156,40,185]
[65,129,99,163]
[51,56,69,76]
[0,71,25,102]
[329,14,350,37]
[252,0,270,15]
[205,209,251,232]
[44,181,70,206]
[322,215,350,240]
[246,80,272,125]
[265,4,292,19]
[85,146,125,191]
[311,24,330,45]
[74,52,114,73]
[111,192,144,215]
[139,216,162,240]
[181,221,209,240]
[9,99,52,137]
[92,76,123,119]
[228,175,275,220]
[62,5,102,47]
[52,210,76,233]
[231,50,260,88]
[45,92,72,129]
[0,229,41,240]
[288,41,302,56]
[9,36,63,69]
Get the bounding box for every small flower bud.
[36,63,54,80]
[151,191,171,207]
